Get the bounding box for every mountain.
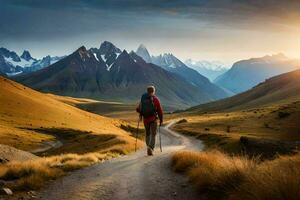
[20,50,34,61]
[214,54,300,94]
[0,47,63,76]
[0,75,135,152]
[187,68,300,113]
[184,59,228,81]
[135,45,229,100]
[136,44,152,63]
[89,41,122,71]
[14,42,218,109]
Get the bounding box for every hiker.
[136,86,163,156]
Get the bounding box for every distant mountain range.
[14,42,229,109]
[0,47,64,76]
[187,67,300,113]
[184,59,228,81]
[10,42,298,109]
[135,44,229,100]
[214,54,300,94]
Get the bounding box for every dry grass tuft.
[0,152,117,191]
[232,153,300,200]
[172,150,300,200]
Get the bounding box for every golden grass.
[0,77,142,152]
[172,150,300,200]
[173,101,300,141]
[0,152,117,191]
[170,100,300,158]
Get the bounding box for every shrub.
[0,152,114,191]
[177,119,188,124]
[172,150,300,200]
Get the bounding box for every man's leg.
[144,122,151,147]
[149,121,158,150]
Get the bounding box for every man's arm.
[154,97,163,125]
[136,102,141,113]
[136,102,142,121]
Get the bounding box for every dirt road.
[37,122,204,200]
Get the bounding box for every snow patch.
[4,57,35,68]
[93,53,99,61]
[50,59,59,65]
[6,71,23,76]
[107,63,114,71]
[101,55,106,62]
[168,63,176,68]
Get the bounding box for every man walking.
[136,86,163,156]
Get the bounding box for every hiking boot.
[147,147,153,156]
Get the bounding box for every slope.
[187,68,300,113]
[214,54,300,94]
[0,76,137,152]
[137,46,229,100]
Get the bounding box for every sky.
[1,0,300,64]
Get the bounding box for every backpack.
[140,93,157,118]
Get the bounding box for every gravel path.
[37,122,205,200]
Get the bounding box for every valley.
[0,76,139,153]
[168,68,300,200]
[2,1,300,199]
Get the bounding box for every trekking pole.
[135,117,140,152]
[159,125,162,152]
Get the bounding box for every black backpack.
[140,93,156,118]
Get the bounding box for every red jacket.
[136,95,163,125]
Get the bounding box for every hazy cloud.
[1,0,300,61]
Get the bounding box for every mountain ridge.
[135,44,230,100]
[214,54,300,94]
[187,68,300,113]
[14,42,219,109]
[0,47,63,76]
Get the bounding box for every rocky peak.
[20,50,33,61]
[99,41,122,55]
[75,46,93,61]
[136,44,152,63]
[0,47,21,62]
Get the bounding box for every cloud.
[1,0,300,60]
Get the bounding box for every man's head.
[147,85,155,96]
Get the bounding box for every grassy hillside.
[172,150,300,200]
[188,68,300,113]
[171,69,300,157]
[0,76,141,153]
[48,94,138,122]
[171,69,300,200]
[0,76,145,192]
[173,101,300,156]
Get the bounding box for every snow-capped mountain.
[135,45,230,100]
[89,41,122,71]
[185,59,229,81]
[136,44,152,63]
[15,42,221,108]
[0,47,63,76]
[151,53,187,69]
[24,55,64,73]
